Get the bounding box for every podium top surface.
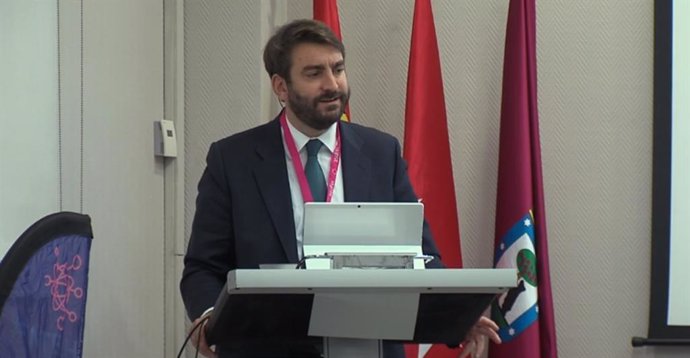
[207,268,517,346]
[225,268,517,294]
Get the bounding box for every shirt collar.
[284,113,338,153]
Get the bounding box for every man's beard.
[287,85,350,131]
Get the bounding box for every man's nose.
[321,70,338,91]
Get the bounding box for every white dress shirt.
[281,116,344,259]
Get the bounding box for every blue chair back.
[0,212,93,358]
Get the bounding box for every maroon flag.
[313,0,350,122]
[403,0,462,357]
[489,1,557,358]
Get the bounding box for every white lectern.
[206,268,516,357]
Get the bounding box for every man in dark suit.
[181,19,499,358]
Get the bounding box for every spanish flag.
[313,0,350,122]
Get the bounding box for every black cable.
[195,322,202,358]
[295,254,330,269]
[176,315,211,358]
[295,256,309,269]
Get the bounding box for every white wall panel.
[0,0,59,256]
[81,0,165,356]
[184,1,275,241]
[538,1,655,357]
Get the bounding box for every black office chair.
[0,212,93,358]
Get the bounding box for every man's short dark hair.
[263,19,345,82]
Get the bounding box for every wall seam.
[80,0,84,213]
[57,0,63,211]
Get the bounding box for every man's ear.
[271,74,288,103]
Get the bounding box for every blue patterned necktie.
[304,139,327,202]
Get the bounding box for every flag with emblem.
[489,1,557,358]
[313,0,350,122]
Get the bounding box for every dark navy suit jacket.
[181,116,443,357]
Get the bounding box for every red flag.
[313,0,342,38]
[489,1,557,358]
[403,0,462,357]
[313,0,350,122]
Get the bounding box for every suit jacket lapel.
[340,123,372,202]
[253,119,299,263]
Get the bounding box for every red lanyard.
[280,111,341,202]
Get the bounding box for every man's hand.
[458,316,501,358]
[189,314,217,358]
